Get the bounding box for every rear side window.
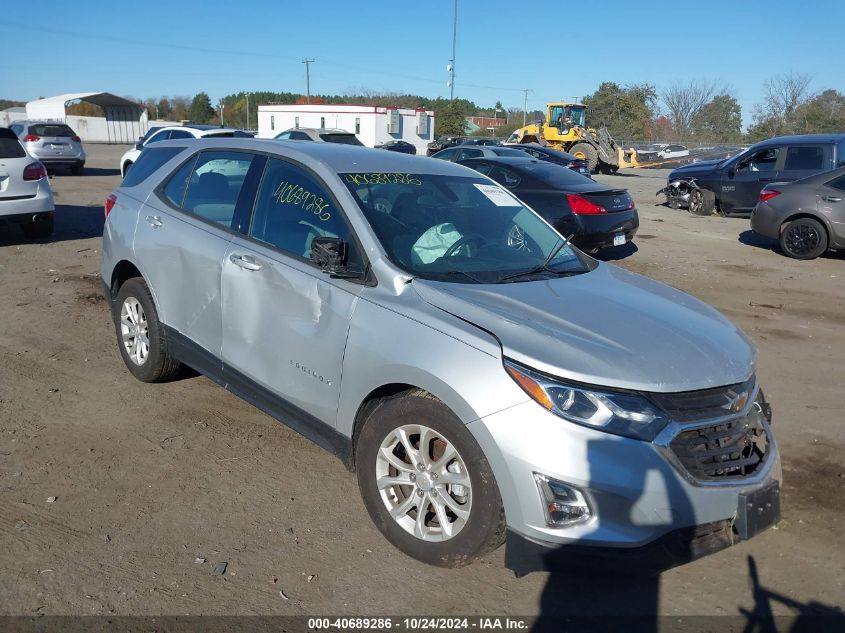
[318,133,362,146]
[122,146,185,187]
[784,145,825,171]
[289,131,312,140]
[168,130,194,140]
[29,124,76,137]
[0,138,25,158]
[162,157,198,207]
[522,162,593,187]
[181,151,255,227]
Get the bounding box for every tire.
[569,143,598,173]
[356,390,505,567]
[779,217,828,260]
[123,161,132,177]
[71,162,84,176]
[21,216,54,240]
[688,189,716,216]
[113,277,182,382]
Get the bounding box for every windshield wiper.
[446,269,486,284]
[498,234,577,282]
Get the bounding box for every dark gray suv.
[662,134,845,216]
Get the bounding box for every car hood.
[668,159,723,179]
[411,263,755,393]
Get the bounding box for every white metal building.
[257,103,435,154]
[21,93,148,143]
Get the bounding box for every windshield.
[549,105,586,128]
[341,172,590,283]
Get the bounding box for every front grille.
[668,410,770,481]
[649,376,757,422]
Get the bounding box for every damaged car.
[102,139,781,575]
[659,134,845,216]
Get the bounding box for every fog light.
[533,473,592,528]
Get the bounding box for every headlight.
[504,359,670,441]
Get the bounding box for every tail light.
[23,134,40,142]
[566,193,607,215]
[23,162,47,181]
[71,135,81,142]
[759,190,781,203]
[104,194,117,218]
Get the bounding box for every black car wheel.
[780,217,828,260]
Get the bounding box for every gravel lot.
[1,144,843,623]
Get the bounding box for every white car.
[119,125,253,177]
[657,144,690,160]
[0,127,55,239]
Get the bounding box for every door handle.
[229,253,262,271]
[822,196,842,203]
[145,215,163,228]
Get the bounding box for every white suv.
[119,125,253,177]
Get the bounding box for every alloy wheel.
[120,296,150,366]
[784,222,821,257]
[375,424,472,542]
[688,190,702,214]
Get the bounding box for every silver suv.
[101,139,781,573]
[10,121,86,175]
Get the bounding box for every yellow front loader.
[506,102,639,173]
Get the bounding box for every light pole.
[219,102,225,127]
[448,0,457,100]
[302,58,315,104]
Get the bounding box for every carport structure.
[25,92,148,143]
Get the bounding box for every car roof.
[755,133,845,147]
[153,125,247,137]
[283,127,355,134]
[156,137,469,175]
[458,156,541,167]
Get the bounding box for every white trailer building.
[257,103,435,154]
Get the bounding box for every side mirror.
[135,141,144,151]
[310,237,348,274]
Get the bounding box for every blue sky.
[0,0,842,127]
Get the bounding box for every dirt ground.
[1,144,843,623]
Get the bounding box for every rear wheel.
[113,277,182,382]
[688,189,716,216]
[569,143,598,173]
[780,217,828,260]
[21,216,54,239]
[356,390,505,567]
[122,161,132,177]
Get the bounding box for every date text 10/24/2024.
[307,616,529,631]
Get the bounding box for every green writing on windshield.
[344,173,422,186]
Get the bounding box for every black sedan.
[376,140,417,154]
[458,156,638,252]
[505,143,591,176]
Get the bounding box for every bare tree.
[662,80,718,139]
[750,71,814,136]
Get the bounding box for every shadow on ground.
[594,241,639,261]
[79,166,121,177]
[0,204,104,247]
[739,230,845,261]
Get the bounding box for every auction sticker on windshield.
[474,183,520,207]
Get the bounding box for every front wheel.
[356,390,505,567]
[780,217,828,260]
[688,189,716,215]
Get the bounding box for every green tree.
[189,92,215,124]
[792,89,845,134]
[436,100,468,136]
[692,94,743,142]
[582,82,658,141]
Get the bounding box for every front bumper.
[467,397,782,574]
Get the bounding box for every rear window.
[0,138,26,158]
[491,148,527,157]
[122,146,186,187]
[319,133,363,146]
[29,124,76,138]
[520,162,595,187]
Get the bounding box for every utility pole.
[521,88,531,126]
[448,0,457,100]
[302,58,315,104]
[246,92,250,130]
